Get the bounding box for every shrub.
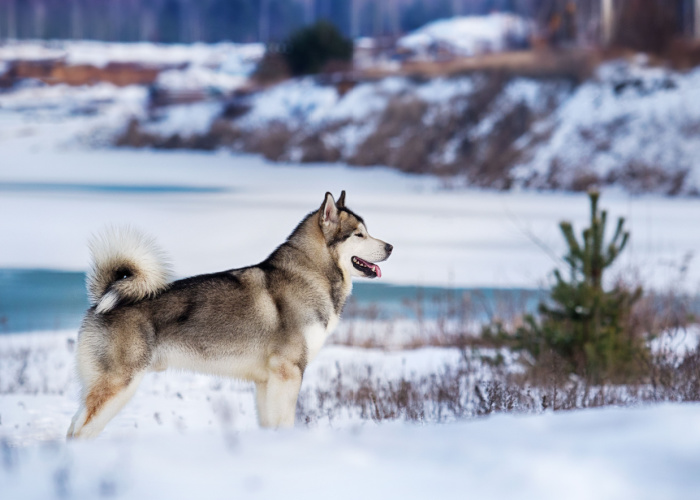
[500,191,648,383]
[281,21,353,76]
[251,50,291,85]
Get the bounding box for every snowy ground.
[0,331,465,440]
[2,330,700,499]
[2,402,699,500]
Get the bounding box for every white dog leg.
[255,381,269,427]
[264,357,302,428]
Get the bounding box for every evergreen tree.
[514,190,646,382]
[281,21,353,76]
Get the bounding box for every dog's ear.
[337,190,346,208]
[320,192,339,226]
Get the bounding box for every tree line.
[0,0,561,43]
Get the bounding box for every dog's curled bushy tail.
[87,227,172,314]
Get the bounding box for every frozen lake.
[2,148,700,294]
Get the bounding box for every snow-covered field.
[0,330,450,440]
[3,39,700,499]
[2,330,700,499]
[3,401,699,500]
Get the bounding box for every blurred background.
[0,0,699,46]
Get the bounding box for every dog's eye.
[355,233,363,238]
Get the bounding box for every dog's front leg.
[263,356,302,428]
[255,381,269,427]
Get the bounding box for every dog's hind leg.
[67,372,144,439]
[263,356,302,428]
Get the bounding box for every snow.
[0,82,148,155]
[2,45,700,291]
[0,82,146,114]
[230,57,700,195]
[2,403,698,500]
[414,77,474,104]
[0,330,699,499]
[650,325,700,357]
[0,40,264,69]
[514,61,700,192]
[238,78,338,128]
[150,42,260,94]
[239,77,417,130]
[154,66,248,93]
[398,13,533,57]
[2,43,700,498]
[0,40,262,99]
[142,101,224,138]
[6,43,698,196]
[235,74,557,160]
[237,74,471,132]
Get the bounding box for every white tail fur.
[87,227,172,314]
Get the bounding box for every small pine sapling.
[515,190,646,383]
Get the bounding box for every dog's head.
[319,191,392,279]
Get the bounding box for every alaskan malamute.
[67,191,392,438]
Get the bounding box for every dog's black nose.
[385,243,393,255]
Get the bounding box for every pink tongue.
[371,264,382,278]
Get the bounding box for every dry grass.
[296,337,700,426]
[295,273,700,425]
[365,49,596,84]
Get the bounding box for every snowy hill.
[3,40,700,196]
[0,40,263,94]
[120,57,700,195]
[398,13,533,58]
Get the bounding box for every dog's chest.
[304,313,340,363]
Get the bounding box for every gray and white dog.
[67,191,392,438]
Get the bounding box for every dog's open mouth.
[352,256,381,278]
